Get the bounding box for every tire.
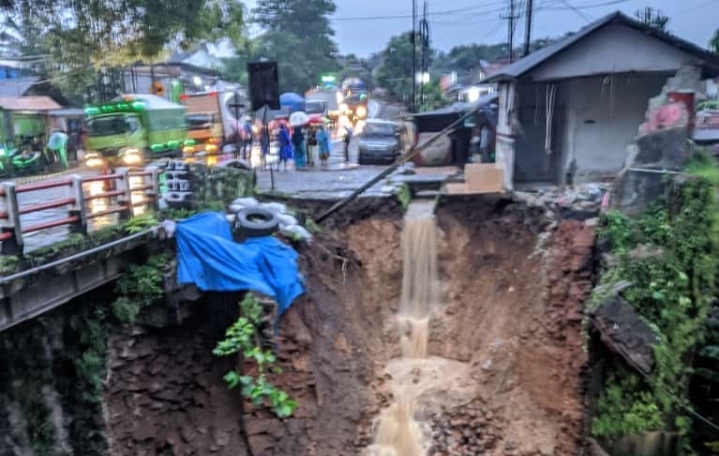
[235,207,280,238]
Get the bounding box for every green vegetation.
[112,254,170,325]
[591,153,719,452]
[396,184,412,212]
[214,294,297,418]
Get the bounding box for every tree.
[0,0,245,102]
[375,31,436,102]
[251,0,338,93]
[635,7,669,31]
[710,28,719,53]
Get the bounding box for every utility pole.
[419,1,429,111]
[411,0,417,113]
[524,0,534,56]
[501,0,519,63]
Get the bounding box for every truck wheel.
[235,207,279,238]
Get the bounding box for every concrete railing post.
[1,182,23,255]
[116,167,133,220]
[69,175,88,235]
[146,165,161,211]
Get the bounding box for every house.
[488,12,719,189]
[124,43,231,97]
[443,61,508,103]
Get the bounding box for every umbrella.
[289,111,310,127]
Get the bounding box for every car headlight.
[356,106,367,118]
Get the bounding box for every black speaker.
[247,61,280,110]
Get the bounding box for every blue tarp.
[176,212,304,315]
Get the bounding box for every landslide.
[101,195,596,456]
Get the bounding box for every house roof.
[488,11,719,82]
[0,77,39,98]
[0,95,62,111]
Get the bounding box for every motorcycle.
[9,136,48,175]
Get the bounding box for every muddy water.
[371,200,438,456]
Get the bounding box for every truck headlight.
[356,106,367,118]
[120,148,142,165]
[86,153,104,168]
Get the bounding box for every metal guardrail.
[0,166,163,255]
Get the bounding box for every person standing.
[241,118,253,160]
[343,124,353,163]
[306,127,318,167]
[292,126,306,169]
[260,124,270,169]
[317,125,331,167]
[278,123,293,172]
[47,129,69,169]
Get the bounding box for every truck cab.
[83,95,187,169]
[180,92,226,155]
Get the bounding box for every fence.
[0,167,163,255]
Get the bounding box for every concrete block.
[634,128,689,169]
[611,168,668,216]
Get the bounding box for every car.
[358,120,406,165]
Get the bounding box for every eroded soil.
[101,195,595,456]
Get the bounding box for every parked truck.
[83,94,187,170]
[179,91,227,155]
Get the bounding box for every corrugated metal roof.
[0,95,62,111]
[0,77,39,97]
[48,108,85,117]
[488,11,719,82]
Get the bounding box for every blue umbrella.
[280,92,306,113]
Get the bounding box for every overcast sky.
[243,0,718,56]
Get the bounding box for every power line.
[552,0,592,22]
[332,0,508,21]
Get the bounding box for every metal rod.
[86,206,129,219]
[23,216,80,234]
[0,227,160,285]
[19,197,75,215]
[316,107,480,224]
[16,178,73,194]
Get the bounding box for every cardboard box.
[464,163,505,194]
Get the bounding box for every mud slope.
[426,196,596,456]
[102,198,405,456]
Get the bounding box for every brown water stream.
[371,200,438,456]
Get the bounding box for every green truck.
[84,94,187,169]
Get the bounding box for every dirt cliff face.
[0,195,596,456]
[102,198,404,456]
[424,197,595,456]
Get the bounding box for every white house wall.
[559,73,667,182]
[495,82,516,189]
[530,23,699,81]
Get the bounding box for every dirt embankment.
[424,196,596,456]
[103,197,404,456]
[101,195,595,456]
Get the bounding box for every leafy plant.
[124,213,159,234]
[214,294,297,418]
[593,370,664,437]
[396,184,411,212]
[592,154,719,448]
[111,254,169,324]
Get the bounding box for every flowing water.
[371,200,439,456]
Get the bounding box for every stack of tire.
[164,161,193,209]
[228,198,312,242]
